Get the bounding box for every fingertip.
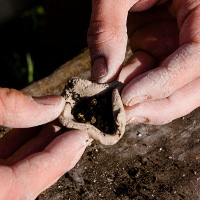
[118,51,157,84]
[90,47,126,83]
[30,95,66,126]
[11,130,92,199]
[0,88,66,128]
[62,129,93,148]
[121,86,133,106]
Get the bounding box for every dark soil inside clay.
[71,91,114,134]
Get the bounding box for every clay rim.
[59,77,126,145]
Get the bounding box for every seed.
[91,116,96,124]
[77,113,85,122]
[91,98,97,105]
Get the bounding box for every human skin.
[87,0,200,124]
[0,88,91,199]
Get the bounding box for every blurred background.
[0,0,91,89]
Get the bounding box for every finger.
[87,0,133,83]
[129,20,179,58]
[122,43,200,106]
[0,126,41,159]
[0,88,65,128]
[87,0,171,83]
[129,0,168,12]
[118,51,157,84]
[126,76,200,125]
[5,120,65,165]
[122,0,200,105]
[127,5,174,38]
[9,130,92,200]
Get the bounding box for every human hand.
[0,88,92,199]
[0,122,91,200]
[0,88,65,128]
[87,0,200,124]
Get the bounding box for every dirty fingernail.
[91,57,107,82]
[33,95,64,106]
[127,116,149,124]
[126,95,149,106]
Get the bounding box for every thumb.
[0,88,65,128]
[87,0,131,83]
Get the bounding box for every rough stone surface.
[3,47,200,199]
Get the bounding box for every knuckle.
[87,20,127,48]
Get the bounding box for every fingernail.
[91,57,107,82]
[33,95,63,106]
[127,116,149,124]
[126,95,149,106]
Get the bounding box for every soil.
[72,92,114,134]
